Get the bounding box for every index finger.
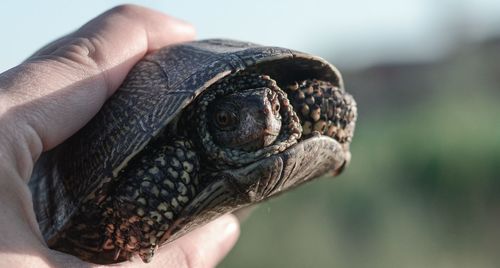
[30,4,196,93]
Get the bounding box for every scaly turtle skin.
[29,39,357,264]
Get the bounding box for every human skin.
[0,5,240,268]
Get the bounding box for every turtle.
[29,39,357,264]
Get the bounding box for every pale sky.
[1,0,500,72]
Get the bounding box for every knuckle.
[49,36,104,72]
[108,4,143,18]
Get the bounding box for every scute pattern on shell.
[30,39,311,240]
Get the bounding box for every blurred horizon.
[2,0,500,71]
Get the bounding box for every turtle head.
[207,87,282,151]
[190,73,302,169]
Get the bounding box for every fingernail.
[170,17,197,39]
[213,214,240,243]
[223,215,239,237]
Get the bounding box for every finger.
[30,4,195,92]
[0,5,195,179]
[120,214,240,268]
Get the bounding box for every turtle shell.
[29,39,345,258]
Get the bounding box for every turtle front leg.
[286,79,357,143]
[101,137,200,263]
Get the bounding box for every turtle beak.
[262,128,280,147]
[262,98,281,146]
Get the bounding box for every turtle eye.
[215,110,237,129]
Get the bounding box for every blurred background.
[2,1,500,267]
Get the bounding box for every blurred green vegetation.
[220,39,500,267]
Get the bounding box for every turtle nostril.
[273,102,280,114]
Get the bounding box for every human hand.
[0,5,239,267]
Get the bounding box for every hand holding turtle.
[0,5,239,268]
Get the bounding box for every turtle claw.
[139,244,158,263]
[113,248,122,261]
